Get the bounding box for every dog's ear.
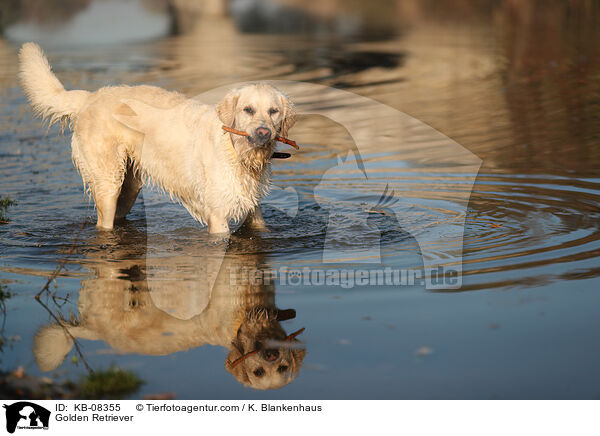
[225,347,250,385]
[290,345,306,372]
[279,93,296,137]
[216,89,240,127]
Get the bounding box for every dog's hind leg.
[71,133,129,230]
[70,115,144,229]
[94,184,121,230]
[115,160,143,221]
[207,213,230,235]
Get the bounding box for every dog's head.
[217,84,296,158]
[225,307,306,390]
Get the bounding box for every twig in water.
[34,218,94,374]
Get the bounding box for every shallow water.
[1,0,600,399]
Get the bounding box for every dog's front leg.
[207,213,230,235]
[243,205,267,230]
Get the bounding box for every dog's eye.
[277,365,289,373]
[269,108,279,115]
[253,368,265,377]
[244,106,255,115]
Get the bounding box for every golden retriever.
[18,42,296,234]
[33,232,306,390]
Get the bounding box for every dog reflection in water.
[33,229,306,390]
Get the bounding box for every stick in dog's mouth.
[227,327,306,369]
[222,125,300,150]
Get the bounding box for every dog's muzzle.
[254,126,272,145]
[262,349,280,361]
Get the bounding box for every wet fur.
[18,42,296,234]
[32,242,306,390]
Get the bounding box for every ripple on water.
[462,175,600,290]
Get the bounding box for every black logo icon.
[3,402,50,433]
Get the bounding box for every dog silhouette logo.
[3,402,50,433]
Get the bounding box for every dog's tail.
[18,42,90,126]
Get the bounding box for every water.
[1,0,600,399]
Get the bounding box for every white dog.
[18,42,296,234]
[32,242,307,390]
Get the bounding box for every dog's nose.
[256,127,271,142]
[262,349,279,361]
